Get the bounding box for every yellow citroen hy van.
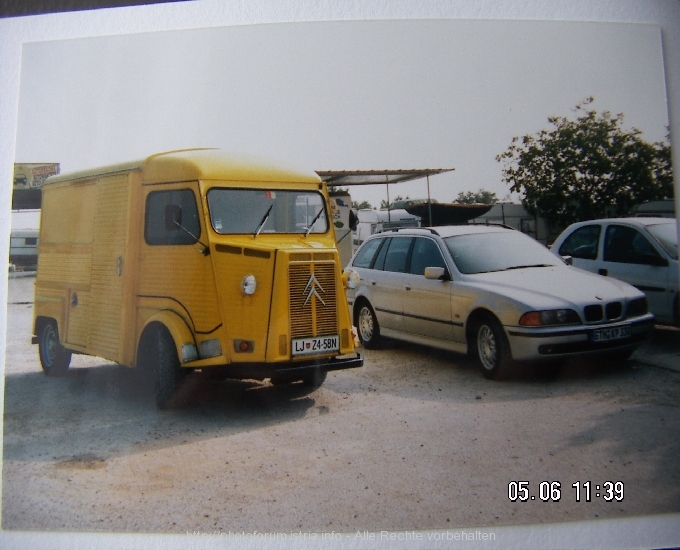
[32,149,362,407]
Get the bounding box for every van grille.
[289,262,338,338]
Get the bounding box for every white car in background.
[551,217,679,326]
[344,225,654,379]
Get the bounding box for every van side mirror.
[561,255,573,265]
[349,210,359,232]
[164,204,182,231]
[424,266,450,280]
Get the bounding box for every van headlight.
[343,269,360,289]
[242,275,257,295]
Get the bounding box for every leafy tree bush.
[496,98,673,226]
[454,189,498,205]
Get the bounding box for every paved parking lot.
[2,275,680,540]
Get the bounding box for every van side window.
[558,225,601,260]
[604,225,662,265]
[145,189,201,246]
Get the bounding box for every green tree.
[496,97,673,226]
[352,200,373,210]
[454,189,498,205]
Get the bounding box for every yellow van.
[32,149,362,407]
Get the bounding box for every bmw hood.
[467,265,642,308]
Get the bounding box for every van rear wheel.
[154,327,186,409]
[38,322,72,376]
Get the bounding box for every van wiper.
[304,208,325,237]
[254,204,273,237]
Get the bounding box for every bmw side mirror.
[424,266,450,280]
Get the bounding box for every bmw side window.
[604,225,662,264]
[352,238,384,269]
[409,238,446,276]
[372,237,391,271]
[145,189,200,245]
[383,237,414,273]
[558,225,601,260]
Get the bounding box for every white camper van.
[353,208,420,249]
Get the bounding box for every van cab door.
[138,183,222,352]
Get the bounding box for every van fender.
[137,312,197,366]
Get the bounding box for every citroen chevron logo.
[303,274,326,307]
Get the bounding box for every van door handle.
[405,285,411,290]
[598,268,608,276]
[371,280,377,286]
[117,256,123,276]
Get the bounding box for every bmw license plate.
[292,335,339,356]
[591,325,631,342]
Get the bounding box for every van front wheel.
[155,327,186,409]
[38,322,72,376]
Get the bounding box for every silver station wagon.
[344,225,655,378]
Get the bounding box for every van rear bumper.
[203,353,363,380]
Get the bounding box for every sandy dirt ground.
[2,276,680,538]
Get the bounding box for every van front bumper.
[204,352,363,380]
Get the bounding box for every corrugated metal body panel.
[36,250,92,286]
[87,174,130,360]
[138,246,222,333]
[210,244,275,361]
[40,181,95,244]
[65,291,91,347]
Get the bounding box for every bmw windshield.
[207,188,328,235]
[444,231,559,274]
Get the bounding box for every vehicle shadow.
[2,363,321,464]
[331,336,673,406]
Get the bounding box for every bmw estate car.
[551,217,679,326]
[344,225,655,379]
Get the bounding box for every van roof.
[45,149,321,185]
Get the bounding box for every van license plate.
[292,335,339,356]
[591,325,631,342]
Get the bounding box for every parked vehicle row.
[344,224,655,379]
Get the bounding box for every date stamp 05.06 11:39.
[508,481,624,502]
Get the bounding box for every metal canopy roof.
[315,168,454,186]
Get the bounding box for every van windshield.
[207,188,328,235]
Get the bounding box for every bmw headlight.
[242,274,257,296]
[519,309,581,326]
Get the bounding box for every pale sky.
[14,19,669,209]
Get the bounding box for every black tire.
[473,315,513,380]
[355,301,381,349]
[38,322,72,376]
[271,368,327,390]
[301,368,327,389]
[154,327,186,409]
